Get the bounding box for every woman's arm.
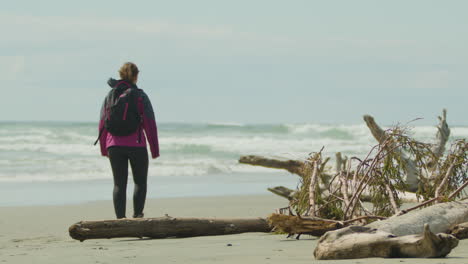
[139,91,160,159]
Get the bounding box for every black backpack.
[94,82,142,145]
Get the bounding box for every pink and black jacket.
[98,78,160,159]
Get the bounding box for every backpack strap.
[115,80,132,90]
[94,126,105,146]
[137,96,144,143]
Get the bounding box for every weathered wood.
[431,109,450,165]
[239,155,304,176]
[449,222,468,239]
[363,115,387,143]
[69,216,271,241]
[267,214,342,237]
[308,160,319,216]
[367,201,468,236]
[314,224,458,259]
[312,201,468,259]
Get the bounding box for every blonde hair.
[119,62,139,83]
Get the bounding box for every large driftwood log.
[313,201,468,259]
[239,155,304,176]
[69,216,270,241]
[314,224,458,259]
[367,201,468,236]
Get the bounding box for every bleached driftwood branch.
[239,155,304,176]
[308,160,320,216]
[431,109,450,165]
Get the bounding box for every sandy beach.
[2,0,467,262]
[0,194,467,264]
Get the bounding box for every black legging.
[108,146,148,219]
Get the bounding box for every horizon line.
[1,119,467,127]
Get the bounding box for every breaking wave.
[0,121,466,182]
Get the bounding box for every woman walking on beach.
[96,62,159,219]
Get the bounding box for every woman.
[97,62,159,219]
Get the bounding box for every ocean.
[1,121,467,206]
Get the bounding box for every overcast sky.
[1,0,467,125]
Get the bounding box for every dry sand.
[1,194,468,264]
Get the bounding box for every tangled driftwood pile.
[240,109,468,259]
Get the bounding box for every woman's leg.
[128,147,149,218]
[108,147,129,219]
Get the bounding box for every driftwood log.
[314,224,458,259]
[313,201,468,259]
[367,201,468,236]
[69,216,270,241]
[239,155,304,176]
